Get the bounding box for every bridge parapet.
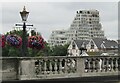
[0,56,120,80]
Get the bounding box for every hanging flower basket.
[0,35,6,48]
[6,35,22,48]
[28,36,45,50]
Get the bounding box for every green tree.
[50,44,69,56]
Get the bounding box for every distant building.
[66,9,105,43]
[67,38,118,56]
[48,9,106,46]
[48,30,67,46]
[13,26,36,36]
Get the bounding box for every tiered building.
[48,30,67,46]
[48,9,106,46]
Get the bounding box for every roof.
[92,38,104,48]
[74,40,89,49]
[103,40,118,48]
[92,38,118,48]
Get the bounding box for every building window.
[72,42,76,49]
[87,11,90,14]
[91,44,94,49]
[80,11,82,13]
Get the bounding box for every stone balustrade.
[0,56,120,80]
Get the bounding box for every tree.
[50,44,69,56]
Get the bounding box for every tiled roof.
[74,38,118,49]
[74,40,89,49]
[92,38,118,48]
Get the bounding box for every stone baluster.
[73,59,77,73]
[106,58,109,72]
[118,58,120,71]
[54,59,58,74]
[70,59,76,73]
[110,58,113,71]
[90,59,93,72]
[101,58,104,72]
[59,59,63,74]
[113,58,116,71]
[43,59,47,74]
[38,60,42,74]
[49,60,53,74]
[87,59,90,72]
[84,59,89,72]
[108,58,112,71]
[64,59,68,73]
[115,58,118,71]
[95,58,99,72]
[114,58,117,71]
[104,58,108,72]
[103,58,107,72]
[97,58,100,72]
[99,58,102,72]
[92,58,96,72]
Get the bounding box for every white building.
[48,30,67,46]
[13,26,36,36]
[67,38,118,56]
[66,9,105,43]
[48,9,106,46]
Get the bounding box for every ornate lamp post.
[20,6,29,56]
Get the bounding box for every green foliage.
[50,44,69,56]
[31,30,36,36]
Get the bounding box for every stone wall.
[1,57,19,80]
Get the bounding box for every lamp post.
[20,6,29,56]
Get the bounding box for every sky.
[0,1,118,41]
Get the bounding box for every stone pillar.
[19,59,36,80]
[76,57,85,77]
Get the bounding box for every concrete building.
[48,9,106,46]
[66,9,105,43]
[48,29,67,46]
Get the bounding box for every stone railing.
[0,56,120,80]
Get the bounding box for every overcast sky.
[0,2,118,41]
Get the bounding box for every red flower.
[0,35,6,48]
[28,35,45,50]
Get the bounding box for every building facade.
[67,38,118,56]
[48,30,67,46]
[66,9,105,43]
[48,9,106,46]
